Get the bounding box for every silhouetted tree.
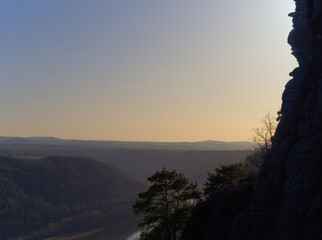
[252,112,276,151]
[133,168,201,240]
[246,112,279,168]
[204,163,255,197]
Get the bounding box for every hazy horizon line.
[0,135,253,143]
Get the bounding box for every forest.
[0,155,144,239]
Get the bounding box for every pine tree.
[133,168,201,240]
[204,163,255,197]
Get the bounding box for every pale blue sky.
[0,0,296,141]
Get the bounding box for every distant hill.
[94,149,252,184]
[0,155,144,239]
[0,149,252,186]
[0,137,254,185]
[0,136,255,151]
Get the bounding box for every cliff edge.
[182,1,322,239]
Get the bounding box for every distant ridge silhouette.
[0,136,255,151]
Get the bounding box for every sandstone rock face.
[233,1,322,239]
[180,184,253,240]
[181,1,322,239]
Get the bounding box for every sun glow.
[1,0,297,142]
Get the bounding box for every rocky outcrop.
[233,1,322,239]
[180,184,253,240]
[182,1,322,239]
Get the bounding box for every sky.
[0,0,297,142]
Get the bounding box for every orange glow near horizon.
[1,1,296,142]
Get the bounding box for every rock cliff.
[182,1,322,239]
[180,184,253,240]
[235,1,322,239]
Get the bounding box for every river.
[125,231,141,240]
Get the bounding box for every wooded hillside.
[0,155,144,239]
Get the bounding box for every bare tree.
[245,112,278,169]
[252,112,277,152]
